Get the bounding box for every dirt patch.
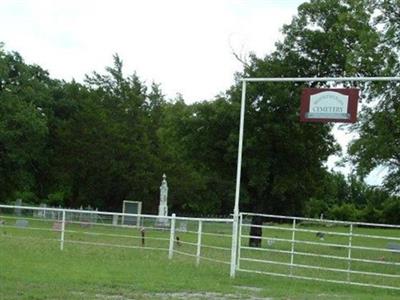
[89,291,270,300]
[234,285,264,293]
[142,292,269,300]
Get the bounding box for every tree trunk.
[249,215,263,247]
[245,172,272,248]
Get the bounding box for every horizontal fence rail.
[2,204,400,291]
[0,205,234,270]
[238,212,400,290]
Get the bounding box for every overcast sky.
[0,0,383,185]
[0,0,305,102]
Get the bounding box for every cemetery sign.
[300,88,359,123]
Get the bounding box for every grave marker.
[112,214,119,226]
[178,221,187,232]
[16,219,28,228]
[387,242,400,253]
[52,221,62,232]
[38,203,47,218]
[15,199,22,216]
[156,174,169,228]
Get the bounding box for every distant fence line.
[0,204,233,266]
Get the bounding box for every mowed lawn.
[1,223,400,300]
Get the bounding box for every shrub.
[303,197,329,219]
[382,197,400,224]
[327,203,361,222]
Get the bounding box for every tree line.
[0,0,399,224]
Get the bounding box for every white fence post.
[347,223,353,282]
[196,220,203,266]
[290,218,296,276]
[168,213,176,259]
[60,209,66,251]
[237,213,243,269]
[230,214,239,278]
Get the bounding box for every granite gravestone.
[15,199,22,216]
[16,219,28,228]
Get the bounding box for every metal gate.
[237,212,400,290]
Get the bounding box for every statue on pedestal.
[156,174,169,227]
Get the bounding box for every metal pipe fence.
[1,205,399,290]
[238,212,400,290]
[0,204,233,268]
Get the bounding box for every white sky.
[0,0,383,185]
[0,0,304,102]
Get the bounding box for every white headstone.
[15,199,22,216]
[38,203,47,218]
[178,221,187,232]
[112,214,119,226]
[16,219,28,228]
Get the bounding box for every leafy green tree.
[349,95,400,193]
[35,54,167,211]
[231,0,389,246]
[159,97,238,215]
[58,55,161,210]
[382,196,400,224]
[0,47,52,203]
[348,0,400,194]
[328,203,361,221]
[304,171,351,218]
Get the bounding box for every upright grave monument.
[156,174,169,227]
[15,198,22,216]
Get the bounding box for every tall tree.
[69,54,162,210]
[0,47,53,202]
[348,0,400,193]
[159,97,239,214]
[44,55,166,211]
[230,0,386,246]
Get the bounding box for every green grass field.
[1,211,400,299]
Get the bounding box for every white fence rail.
[2,205,400,290]
[237,212,400,290]
[0,204,233,267]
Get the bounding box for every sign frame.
[230,76,400,278]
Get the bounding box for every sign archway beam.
[230,76,400,278]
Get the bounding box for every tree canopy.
[348,0,400,194]
[0,0,399,225]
